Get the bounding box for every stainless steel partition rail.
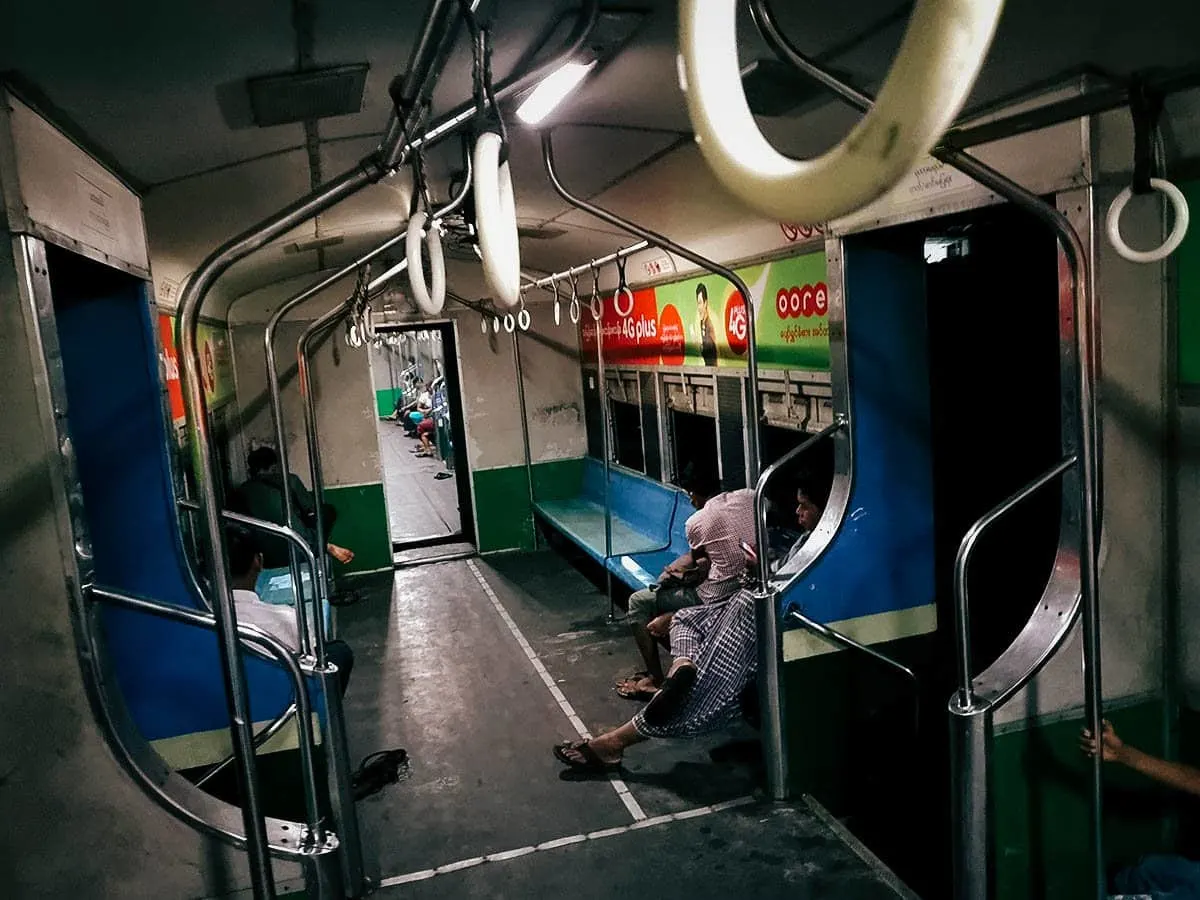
[749,6,1104,894]
[178,498,326,665]
[751,416,845,797]
[785,607,919,733]
[87,586,330,854]
[952,456,1078,707]
[176,6,598,891]
[197,702,299,789]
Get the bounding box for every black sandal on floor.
[352,749,410,800]
[553,740,621,772]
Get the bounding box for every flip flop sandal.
[553,740,621,772]
[613,670,650,687]
[352,748,410,800]
[615,677,658,701]
[641,663,698,726]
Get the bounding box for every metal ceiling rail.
[522,240,652,293]
[750,2,1103,897]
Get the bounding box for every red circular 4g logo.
[775,282,828,319]
[725,291,748,356]
[658,303,685,366]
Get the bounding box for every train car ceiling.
[1,0,1198,308]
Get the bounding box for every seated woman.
[554,486,824,771]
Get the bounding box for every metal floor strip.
[376,796,757,889]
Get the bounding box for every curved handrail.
[88,585,327,848]
[753,417,846,591]
[678,0,1004,223]
[746,19,1104,895]
[178,498,325,665]
[952,455,1077,709]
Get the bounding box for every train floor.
[377,421,460,544]
[325,549,920,899]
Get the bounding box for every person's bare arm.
[1082,720,1200,799]
[661,551,694,578]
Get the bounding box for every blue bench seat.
[534,457,692,591]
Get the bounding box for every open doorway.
[370,322,474,556]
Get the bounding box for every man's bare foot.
[616,675,658,698]
[328,544,354,565]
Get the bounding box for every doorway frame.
[372,320,476,553]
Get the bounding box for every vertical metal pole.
[945,151,1105,899]
[263,325,314,654]
[513,330,537,549]
[596,303,615,621]
[950,706,994,900]
[298,303,366,896]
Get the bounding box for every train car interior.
[4,1,1200,898]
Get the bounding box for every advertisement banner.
[157,313,236,418]
[581,250,829,371]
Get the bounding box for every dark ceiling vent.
[741,58,848,117]
[247,64,369,127]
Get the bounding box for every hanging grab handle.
[613,256,634,318]
[474,132,522,309]
[1105,85,1190,264]
[677,0,1005,223]
[1107,179,1190,264]
[569,273,581,325]
[407,210,447,314]
[589,261,603,321]
[550,280,562,326]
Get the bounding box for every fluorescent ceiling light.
[515,60,597,125]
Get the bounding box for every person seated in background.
[615,465,756,701]
[227,526,354,694]
[557,485,827,772]
[413,413,437,458]
[1081,721,1200,898]
[230,446,354,567]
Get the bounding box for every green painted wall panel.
[324,482,391,574]
[993,700,1170,900]
[473,458,587,554]
[1178,180,1200,383]
[375,387,403,417]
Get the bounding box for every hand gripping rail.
[747,9,1103,896]
[177,5,599,892]
[677,0,1005,223]
[86,585,340,895]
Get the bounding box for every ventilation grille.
[247,64,369,127]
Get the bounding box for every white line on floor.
[465,559,646,821]
[376,795,757,889]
